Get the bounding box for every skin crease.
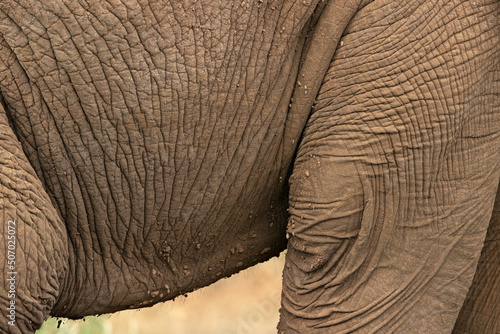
[0,0,497,334]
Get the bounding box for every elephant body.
[0,0,498,333]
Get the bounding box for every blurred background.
[37,252,286,334]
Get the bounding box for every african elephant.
[0,0,498,332]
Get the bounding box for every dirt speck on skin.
[159,245,172,261]
[261,247,271,254]
[183,265,191,276]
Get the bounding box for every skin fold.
[0,0,498,333]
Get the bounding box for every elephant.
[0,0,498,332]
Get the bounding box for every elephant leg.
[453,182,500,333]
[279,0,500,333]
[0,101,70,333]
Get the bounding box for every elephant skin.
[0,0,498,333]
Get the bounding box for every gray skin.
[0,0,498,333]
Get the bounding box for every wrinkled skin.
[0,0,498,333]
[453,186,500,333]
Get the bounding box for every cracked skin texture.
[0,0,498,333]
[0,0,329,331]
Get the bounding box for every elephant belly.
[0,0,320,317]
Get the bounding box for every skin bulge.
[280,0,500,333]
[0,0,323,325]
[0,100,70,333]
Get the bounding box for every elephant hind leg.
[0,101,70,333]
[279,0,500,332]
[453,183,500,334]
